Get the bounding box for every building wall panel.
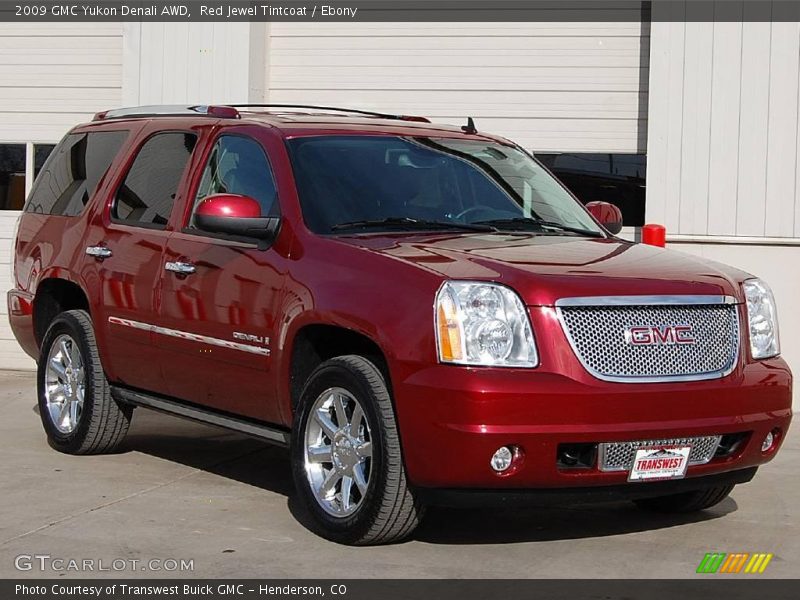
[0,25,123,144]
[647,2,800,239]
[268,21,650,152]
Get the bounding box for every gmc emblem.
[625,325,695,346]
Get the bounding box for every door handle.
[85,246,112,259]
[165,261,196,275]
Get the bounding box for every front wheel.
[633,484,735,513]
[291,355,423,545]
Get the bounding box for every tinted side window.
[192,135,277,224]
[25,131,128,216]
[113,132,197,228]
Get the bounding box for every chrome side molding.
[108,316,270,356]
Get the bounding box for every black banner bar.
[1,1,799,23]
[3,580,800,600]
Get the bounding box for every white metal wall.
[646,3,800,238]
[0,23,123,143]
[122,23,267,106]
[267,22,650,152]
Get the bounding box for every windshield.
[287,135,603,236]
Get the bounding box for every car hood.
[334,233,750,306]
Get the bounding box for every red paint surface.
[586,201,623,232]
[196,193,262,219]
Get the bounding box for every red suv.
[8,105,791,545]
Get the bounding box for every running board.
[112,386,290,446]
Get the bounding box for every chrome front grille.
[556,296,740,382]
[599,436,723,471]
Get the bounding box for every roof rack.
[93,105,240,121]
[92,103,431,124]
[230,104,430,123]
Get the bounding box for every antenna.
[461,117,477,134]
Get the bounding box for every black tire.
[291,355,423,545]
[37,309,133,454]
[634,484,735,513]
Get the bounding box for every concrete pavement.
[0,370,796,579]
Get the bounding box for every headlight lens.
[743,278,780,359]
[435,281,537,367]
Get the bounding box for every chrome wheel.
[304,387,372,517]
[44,334,85,434]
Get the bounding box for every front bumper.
[415,467,758,507]
[393,358,792,491]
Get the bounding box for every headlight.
[435,281,537,367]
[743,278,780,359]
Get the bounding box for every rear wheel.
[634,484,735,513]
[291,355,423,545]
[37,310,133,454]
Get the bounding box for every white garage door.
[267,21,649,153]
[0,23,124,369]
[0,23,123,143]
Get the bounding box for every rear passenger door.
[85,131,197,392]
[157,132,287,423]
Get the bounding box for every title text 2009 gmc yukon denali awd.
[8,104,791,545]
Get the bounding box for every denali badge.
[233,332,269,346]
[625,325,695,346]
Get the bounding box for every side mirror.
[194,194,280,243]
[585,201,623,235]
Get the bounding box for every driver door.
[157,133,286,423]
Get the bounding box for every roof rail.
[93,105,240,121]
[230,104,430,123]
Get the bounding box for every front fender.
[274,240,445,425]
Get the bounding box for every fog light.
[490,446,514,472]
[762,431,775,452]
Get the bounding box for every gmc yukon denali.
[8,104,791,545]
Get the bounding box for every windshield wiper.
[331,217,497,233]
[474,218,604,238]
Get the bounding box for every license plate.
[628,445,692,482]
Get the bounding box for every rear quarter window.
[25,130,129,216]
